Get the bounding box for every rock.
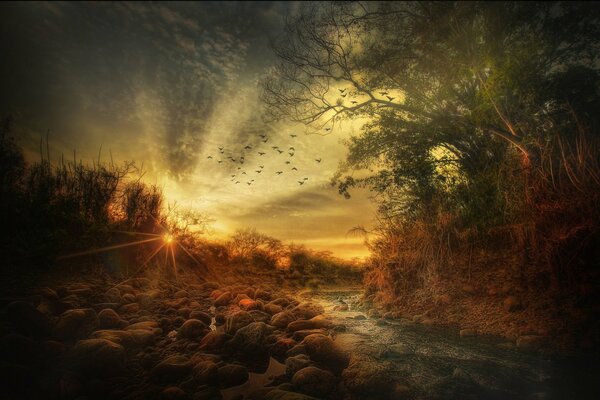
[263,389,318,400]
[460,329,477,337]
[239,298,258,311]
[98,308,126,328]
[5,301,50,337]
[333,304,349,311]
[298,334,349,372]
[120,303,140,313]
[90,329,155,348]
[503,296,523,313]
[248,310,272,323]
[152,355,192,383]
[174,290,188,299]
[126,320,161,333]
[105,287,121,303]
[291,303,324,320]
[190,310,212,326]
[287,316,333,332]
[382,343,413,358]
[292,329,327,342]
[285,354,311,377]
[178,307,192,319]
[199,331,231,352]
[342,355,407,398]
[218,364,249,388]
[254,288,272,301]
[67,339,126,377]
[271,311,297,330]
[354,314,367,320]
[292,366,336,397]
[269,298,290,307]
[516,335,546,350]
[230,322,273,355]
[53,308,99,341]
[160,386,187,400]
[264,303,283,316]
[193,360,219,385]
[214,292,233,307]
[179,319,207,339]
[375,319,388,326]
[122,293,136,303]
[270,338,296,358]
[225,311,255,334]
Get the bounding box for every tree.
[262,1,600,225]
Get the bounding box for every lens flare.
[163,233,174,244]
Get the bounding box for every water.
[302,287,600,400]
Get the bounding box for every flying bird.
[277,150,284,154]
[258,152,266,156]
[207,156,213,159]
[298,181,305,185]
[379,91,389,95]
[244,145,252,150]
[303,177,308,180]
[325,128,331,131]
[247,182,252,185]
[339,88,346,93]
[262,139,268,143]
[231,174,236,178]
[217,160,223,163]
[291,167,298,171]
[386,96,395,101]
[276,171,283,175]
[259,134,267,139]
[315,158,322,163]
[235,181,240,184]
[341,94,347,98]
[289,147,295,151]
[242,172,247,175]
[255,170,262,173]
[290,134,297,138]
[351,101,358,104]
[289,152,294,157]
[285,161,291,164]
[272,146,279,150]
[259,165,264,169]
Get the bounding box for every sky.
[0,1,376,259]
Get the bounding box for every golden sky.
[0,2,376,259]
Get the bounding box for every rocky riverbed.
[1,275,599,399]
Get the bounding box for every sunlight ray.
[170,245,178,281]
[57,237,161,260]
[107,242,166,292]
[110,230,162,237]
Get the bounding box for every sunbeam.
[57,237,161,260]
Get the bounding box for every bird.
[272,146,279,150]
[220,150,224,154]
[303,177,308,180]
[247,182,252,185]
[290,134,297,138]
[298,181,305,185]
[244,145,252,150]
[219,146,224,150]
[217,160,223,163]
[230,158,236,162]
[315,158,322,163]
[259,134,267,139]
[289,152,294,157]
[325,128,331,131]
[339,88,346,93]
[341,94,347,98]
[276,171,283,175]
[277,150,284,154]
[379,91,388,95]
[237,167,241,170]
[242,172,247,175]
[262,138,268,143]
[231,174,236,178]
[292,167,298,171]
[235,181,240,184]
[289,147,295,151]
[207,156,213,159]
[351,101,358,104]
[258,152,266,156]
[386,96,395,101]
[259,165,264,169]
[251,179,255,182]
[285,161,291,164]
[255,170,262,173]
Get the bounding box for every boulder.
[199,331,231,352]
[271,311,297,330]
[90,329,155,348]
[297,334,349,372]
[287,316,333,332]
[160,386,187,400]
[292,366,336,397]
[264,303,283,315]
[271,338,296,358]
[285,354,311,378]
[53,308,99,341]
[98,308,126,328]
[189,310,212,326]
[218,364,249,388]
[193,360,219,385]
[229,322,273,355]
[291,303,324,320]
[67,339,126,377]
[225,311,254,334]
[239,298,258,311]
[214,292,233,307]
[151,355,192,383]
[179,319,207,339]
[342,355,407,399]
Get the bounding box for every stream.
[301,287,600,400]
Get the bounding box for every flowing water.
[302,287,600,400]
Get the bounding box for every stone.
[287,316,333,332]
[193,360,219,385]
[179,319,207,339]
[460,329,477,337]
[270,338,296,358]
[98,308,126,328]
[5,301,50,337]
[503,296,523,313]
[292,329,327,342]
[291,303,324,320]
[271,311,297,330]
[214,292,233,307]
[225,311,255,334]
[160,386,187,400]
[341,355,405,398]
[120,303,140,313]
[239,298,258,311]
[249,310,272,323]
[354,314,367,320]
[285,354,311,378]
[333,304,349,311]
[199,331,231,352]
[151,355,192,383]
[174,290,189,299]
[229,322,273,355]
[122,293,136,303]
[292,366,336,397]
[90,329,155,348]
[264,303,283,315]
[218,364,249,388]
[189,310,212,326]
[105,287,121,303]
[254,288,272,301]
[298,334,349,372]
[53,308,99,341]
[263,389,318,399]
[67,339,126,377]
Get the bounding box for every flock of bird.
[206,133,323,186]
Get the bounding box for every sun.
[163,233,175,244]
